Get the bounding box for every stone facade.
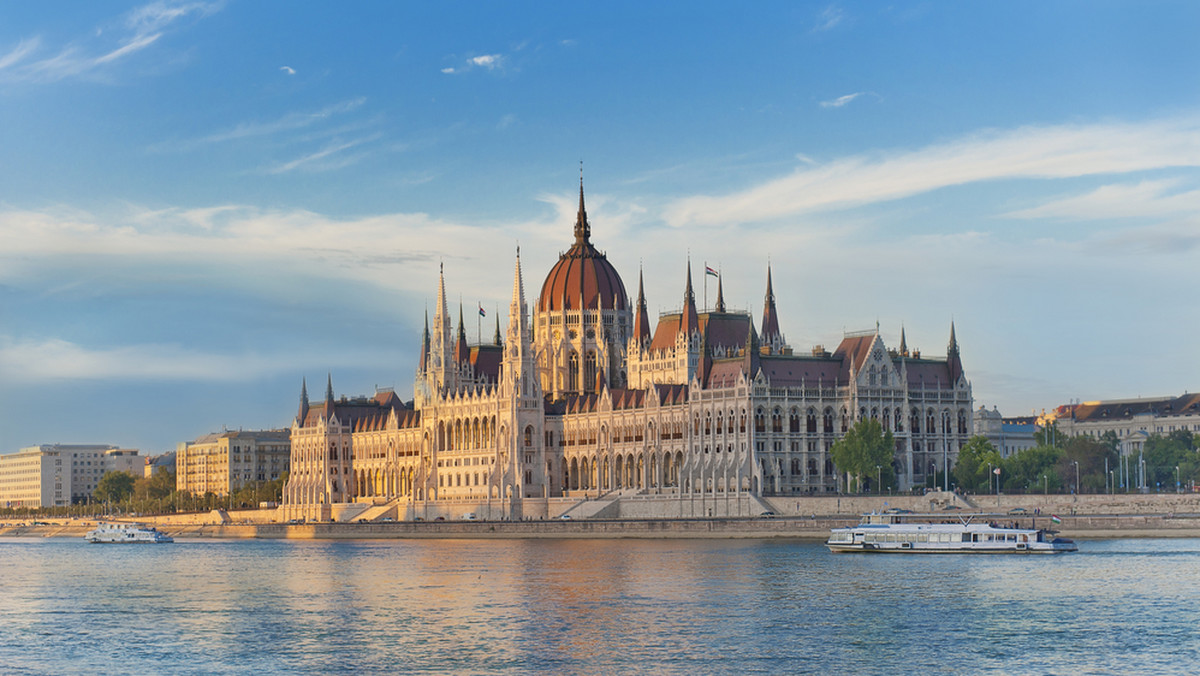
[282,181,972,521]
[176,430,290,497]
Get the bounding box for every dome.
[537,184,628,313]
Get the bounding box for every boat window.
[918,534,928,543]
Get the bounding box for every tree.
[94,471,137,504]
[830,418,895,492]
[1144,434,1198,489]
[1002,444,1062,492]
[1059,437,1118,493]
[952,436,1002,492]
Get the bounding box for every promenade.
[4,491,1199,540]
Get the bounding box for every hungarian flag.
[1050,514,1062,524]
[478,304,486,317]
[705,266,719,277]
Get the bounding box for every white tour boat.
[84,522,174,544]
[826,512,1076,554]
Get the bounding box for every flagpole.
[703,261,708,311]
[477,304,481,345]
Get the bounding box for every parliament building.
[282,182,973,521]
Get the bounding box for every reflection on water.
[1,537,1198,674]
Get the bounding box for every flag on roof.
[705,266,718,277]
[478,304,486,317]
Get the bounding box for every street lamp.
[1072,460,1080,495]
[1176,466,1181,493]
[876,465,881,495]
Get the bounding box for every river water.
[0,536,1197,674]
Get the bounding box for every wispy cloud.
[814,5,845,32]
[1005,179,1200,221]
[0,37,40,71]
[265,134,381,174]
[441,52,504,74]
[2,0,220,83]
[0,336,379,383]
[664,117,1200,227]
[820,92,863,108]
[280,65,296,75]
[149,97,368,152]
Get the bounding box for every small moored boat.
[84,522,174,544]
[826,512,1075,554]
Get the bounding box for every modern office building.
[0,444,141,508]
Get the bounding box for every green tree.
[1001,444,1062,492]
[952,436,1002,493]
[1144,434,1197,490]
[94,471,137,504]
[830,418,895,492]
[1034,422,1065,449]
[1059,436,1118,493]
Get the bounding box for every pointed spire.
[573,172,591,245]
[761,263,781,352]
[418,309,430,372]
[298,378,310,425]
[899,325,908,357]
[680,259,699,337]
[632,267,652,347]
[947,321,964,383]
[493,313,502,346]
[455,303,469,363]
[324,373,335,418]
[714,270,726,313]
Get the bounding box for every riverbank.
[5,511,1200,540]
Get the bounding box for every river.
[1,536,1196,674]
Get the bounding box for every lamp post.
[876,465,881,495]
[1072,460,1080,495]
[1176,466,1181,493]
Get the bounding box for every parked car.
[559,514,572,520]
[461,512,477,521]
[1008,507,1028,514]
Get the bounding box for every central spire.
[573,171,591,245]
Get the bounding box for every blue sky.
[1,2,1198,454]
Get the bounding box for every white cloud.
[3,0,220,83]
[442,52,504,74]
[663,117,1200,227]
[814,5,844,32]
[150,97,368,151]
[266,134,380,174]
[280,65,296,75]
[1005,179,1200,221]
[0,337,377,383]
[820,92,862,108]
[0,37,40,70]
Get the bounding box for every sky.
[1,1,1198,454]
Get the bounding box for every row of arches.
[563,450,686,491]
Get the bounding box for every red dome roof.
[537,184,628,313]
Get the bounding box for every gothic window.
[755,409,766,433]
[568,352,579,392]
[584,351,597,391]
[957,409,968,435]
[790,409,801,433]
[911,409,921,434]
[896,409,904,432]
[772,409,783,433]
[524,425,534,447]
[823,408,834,434]
[806,408,817,433]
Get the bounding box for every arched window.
[524,425,534,447]
[568,352,579,392]
[823,408,834,434]
[957,409,968,435]
[584,351,597,391]
[755,409,766,433]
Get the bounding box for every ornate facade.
[282,181,973,522]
